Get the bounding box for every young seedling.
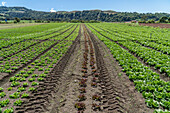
[75,103,86,111]
[81,69,87,73]
[82,74,88,78]
[92,94,101,101]
[91,82,97,87]
[93,73,99,77]
[92,103,101,111]
[79,80,87,87]
[78,94,86,101]
[79,88,86,93]
[92,69,97,73]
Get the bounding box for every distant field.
[0,23,67,39]
[0,23,44,30]
[139,23,170,28]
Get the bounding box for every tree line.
[0,6,170,23]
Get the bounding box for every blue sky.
[1,0,170,13]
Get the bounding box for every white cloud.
[2,2,6,6]
[50,8,56,12]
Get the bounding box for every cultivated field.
[0,23,169,113]
[139,23,170,28]
[0,23,44,30]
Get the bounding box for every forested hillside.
[0,6,170,22]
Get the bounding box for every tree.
[159,16,168,23]
[14,17,20,23]
[141,15,147,21]
[168,17,170,23]
[146,19,155,23]
[35,20,41,23]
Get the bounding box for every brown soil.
[139,23,170,28]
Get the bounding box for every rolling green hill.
[0,6,170,22]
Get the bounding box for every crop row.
[88,24,170,76]
[0,23,68,39]
[0,24,75,59]
[0,23,72,49]
[118,41,170,76]
[87,24,170,112]
[0,25,80,112]
[91,23,170,46]
[136,40,169,55]
[0,25,78,74]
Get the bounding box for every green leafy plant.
[11,81,20,87]
[145,99,159,108]
[31,82,39,86]
[38,68,43,71]
[21,93,29,98]
[20,70,26,74]
[0,88,3,92]
[32,74,38,77]
[22,74,29,78]
[9,92,20,99]
[0,99,10,107]
[0,92,6,98]
[19,77,26,82]
[17,87,26,92]
[27,71,33,74]
[8,87,13,91]
[9,77,18,82]
[28,78,35,82]
[23,82,29,87]
[14,100,23,106]
[37,77,44,81]
[3,107,13,113]
[39,74,46,78]
[28,87,36,91]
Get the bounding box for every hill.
[0,6,170,22]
